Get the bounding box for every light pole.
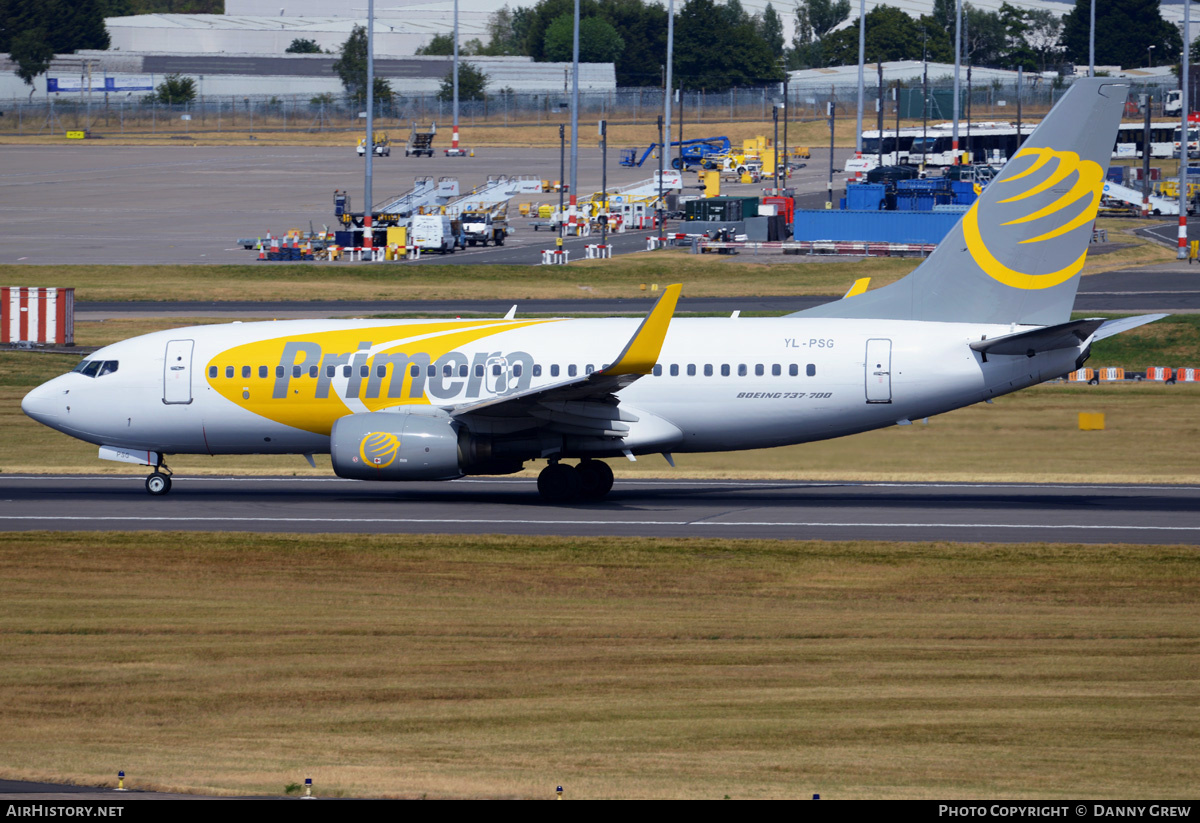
[1179,0,1191,260]
[1148,45,1156,69]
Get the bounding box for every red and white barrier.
[646,235,662,250]
[2,287,74,345]
[1176,367,1198,382]
[1097,367,1125,381]
[585,244,612,259]
[541,249,568,265]
[1146,367,1173,381]
[1067,368,1094,382]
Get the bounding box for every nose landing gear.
[536,459,614,503]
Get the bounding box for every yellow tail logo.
[963,147,1103,290]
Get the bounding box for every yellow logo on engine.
[360,431,401,467]
[963,146,1104,290]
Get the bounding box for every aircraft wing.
[1092,313,1169,341]
[449,284,681,429]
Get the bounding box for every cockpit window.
[72,360,118,378]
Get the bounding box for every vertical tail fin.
[795,78,1130,326]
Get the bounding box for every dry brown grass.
[0,253,916,303]
[0,531,1195,799]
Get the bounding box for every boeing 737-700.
[22,79,1164,502]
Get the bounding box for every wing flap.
[970,318,1106,357]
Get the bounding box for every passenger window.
[427,365,436,378]
[789,364,799,377]
[807,364,816,376]
[513,364,523,377]
[292,366,302,378]
[443,364,453,377]
[568,365,577,377]
[772,364,781,376]
[551,364,560,377]
[721,364,730,377]
[260,366,268,379]
[737,364,747,377]
[458,365,468,377]
[309,366,318,378]
[652,364,662,376]
[326,366,335,378]
[704,364,713,377]
[533,365,542,377]
[242,366,251,379]
[475,364,484,378]
[687,364,696,376]
[755,364,764,377]
[411,365,420,377]
[492,364,502,376]
[208,366,217,378]
[276,366,285,378]
[670,364,679,376]
[343,365,352,377]
[98,361,118,377]
[360,365,369,378]
[226,366,235,379]
[585,364,594,374]
[376,365,386,378]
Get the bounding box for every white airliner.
[22,79,1163,502]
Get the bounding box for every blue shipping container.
[793,209,961,245]
[845,183,888,211]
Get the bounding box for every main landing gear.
[537,459,614,503]
[145,461,173,496]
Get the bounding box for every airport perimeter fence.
[0,78,1162,138]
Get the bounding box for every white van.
[410,214,460,254]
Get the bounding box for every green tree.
[417,33,455,55]
[759,2,785,62]
[9,28,54,88]
[1,0,109,53]
[543,14,625,63]
[1061,0,1180,69]
[790,0,850,68]
[964,6,1006,67]
[151,73,196,104]
[333,25,395,105]
[286,38,323,54]
[596,0,667,86]
[438,61,489,101]
[823,5,952,65]
[479,4,526,55]
[674,0,783,90]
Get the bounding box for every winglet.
[843,277,870,298]
[604,283,682,376]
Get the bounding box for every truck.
[1165,90,1182,117]
[410,214,460,254]
[459,207,508,247]
[620,136,732,170]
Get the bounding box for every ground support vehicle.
[357,134,391,157]
[410,214,461,253]
[620,137,732,170]
[460,206,508,246]
[405,123,436,157]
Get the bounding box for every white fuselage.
[22,316,1081,466]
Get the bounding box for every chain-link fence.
[0,78,1168,136]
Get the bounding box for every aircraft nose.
[21,380,60,426]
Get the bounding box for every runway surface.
[4,475,1199,545]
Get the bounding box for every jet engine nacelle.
[331,411,463,481]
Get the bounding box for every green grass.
[0,531,1195,799]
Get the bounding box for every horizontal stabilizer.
[1093,313,1169,341]
[970,318,1106,357]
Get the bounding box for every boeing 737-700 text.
[22,79,1164,502]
